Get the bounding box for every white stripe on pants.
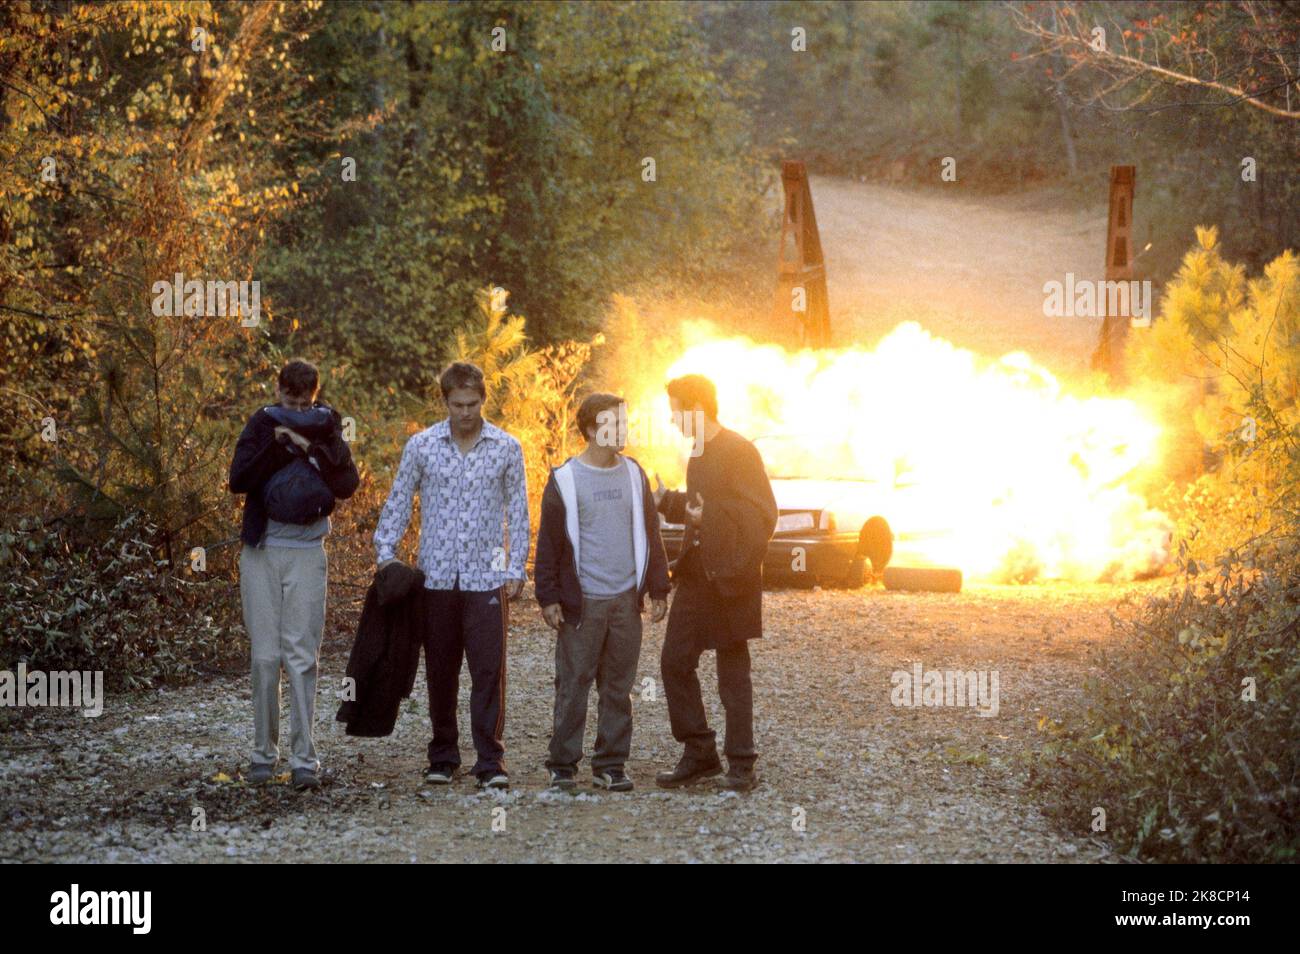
[238,544,327,771]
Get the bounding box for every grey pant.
[546,588,642,773]
[238,544,327,771]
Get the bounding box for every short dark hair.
[576,392,625,442]
[278,359,319,398]
[440,361,486,401]
[666,374,717,420]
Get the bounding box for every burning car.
[658,435,905,589]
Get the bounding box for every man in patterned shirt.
[374,362,529,789]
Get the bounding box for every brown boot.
[654,753,723,789]
[722,762,757,792]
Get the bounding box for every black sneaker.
[476,771,509,791]
[593,768,633,792]
[423,762,456,785]
[548,767,577,792]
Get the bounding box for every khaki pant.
[546,588,643,773]
[238,544,327,771]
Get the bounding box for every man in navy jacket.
[228,359,359,791]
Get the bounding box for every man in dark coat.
[653,374,777,792]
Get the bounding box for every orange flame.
[640,321,1171,583]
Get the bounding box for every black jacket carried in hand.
[335,561,426,737]
[534,454,671,626]
[228,401,361,546]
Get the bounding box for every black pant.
[422,583,507,775]
[660,572,756,768]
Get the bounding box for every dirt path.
[0,582,1153,863]
[813,176,1109,375]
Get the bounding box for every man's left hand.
[650,598,667,623]
[504,578,525,601]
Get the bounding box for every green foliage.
[262,0,769,390]
[1,0,324,553]
[1127,227,1300,562]
[730,0,1062,186]
[0,512,242,688]
[1032,528,1299,862]
[726,1,1298,280]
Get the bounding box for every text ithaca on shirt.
[373,418,530,591]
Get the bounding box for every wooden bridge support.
[773,160,831,349]
[1091,165,1136,378]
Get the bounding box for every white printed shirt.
[374,418,529,591]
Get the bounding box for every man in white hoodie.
[534,393,670,792]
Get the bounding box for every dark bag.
[263,455,336,524]
[261,404,339,524]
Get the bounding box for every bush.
[1033,529,1299,862]
[1032,232,1300,862]
[0,513,242,690]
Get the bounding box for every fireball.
[642,321,1171,583]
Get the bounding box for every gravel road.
[812,175,1109,374]
[0,580,1153,863]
